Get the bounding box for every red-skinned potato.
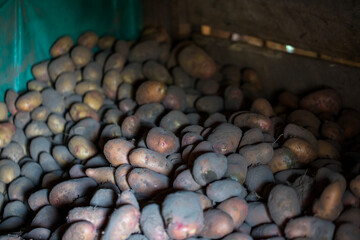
[103,138,135,166]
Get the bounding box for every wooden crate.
[142,0,360,110]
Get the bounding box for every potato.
[69,103,99,122]
[71,45,93,69]
[283,137,317,164]
[178,45,216,79]
[224,86,243,111]
[27,79,50,91]
[239,128,264,148]
[83,90,103,111]
[224,153,248,184]
[3,200,28,219]
[217,197,247,229]
[22,228,51,240]
[192,152,227,186]
[62,221,96,240]
[146,127,180,155]
[104,138,135,166]
[128,40,160,62]
[239,142,274,165]
[49,177,97,207]
[48,55,75,81]
[162,191,204,239]
[117,189,139,209]
[349,175,360,198]
[317,139,340,159]
[136,80,167,105]
[41,170,64,188]
[268,184,301,226]
[30,205,60,229]
[187,140,214,166]
[55,72,76,95]
[68,135,97,160]
[196,78,219,95]
[98,123,122,149]
[205,123,242,155]
[104,52,126,72]
[47,113,66,134]
[30,137,51,161]
[159,110,189,133]
[5,89,18,115]
[83,61,102,82]
[244,202,272,228]
[78,31,98,49]
[336,207,360,227]
[251,98,275,118]
[50,36,73,57]
[114,39,130,55]
[284,123,318,150]
[85,167,115,184]
[287,109,321,135]
[300,88,341,115]
[334,223,360,240]
[185,88,201,109]
[0,159,21,184]
[140,203,170,240]
[25,120,52,139]
[181,132,203,148]
[222,232,253,240]
[120,62,144,84]
[68,118,100,142]
[206,179,247,202]
[245,165,274,193]
[337,109,360,139]
[15,91,42,112]
[342,190,360,208]
[97,35,116,50]
[114,164,132,191]
[128,168,169,198]
[21,161,43,185]
[129,148,173,175]
[8,176,34,201]
[143,60,172,84]
[0,216,24,232]
[67,206,111,229]
[32,60,51,82]
[102,205,140,240]
[195,95,224,115]
[28,189,50,212]
[173,169,202,191]
[284,216,335,240]
[233,112,272,132]
[268,147,296,173]
[162,86,187,111]
[278,91,299,109]
[200,208,234,239]
[320,121,344,143]
[172,66,195,88]
[121,115,141,139]
[2,141,25,162]
[41,88,65,114]
[242,68,262,90]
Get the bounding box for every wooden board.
[193,34,360,111]
[187,0,360,62]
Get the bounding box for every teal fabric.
[0,0,142,101]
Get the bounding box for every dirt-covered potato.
[287,109,321,136]
[245,165,274,193]
[129,148,173,175]
[114,164,132,191]
[84,90,104,111]
[103,138,135,166]
[224,153,248,184]
[85,167,115,184]
[162,191,204,239]
[48,55,75,81]
[77,31,98,49]
[146,127,180,155]
[283,137,317,164]
[251,98,275,117]
[200,208,234,239]
[69,103,99,122]
[83,61,102,82]
[300,88,341,115]
[31,60,50,82]
[173,169,202,191]
[140,203,170,240]
[121,115,141,139]
[267,147,296,173]
[68,136,97,160]
[120,62,144,84]
[97,35,116,50]
[195,95,224,115]
[178,45,216,79]
[206,123,242,155]
[239,142,274,165]
[50,36,74,57]
[206,179,247,202]
[128,40,160,62]
[159,110,189,133]
[41,88,65,114]
[55,72,76,96]
[67,206,111,230]
[143,60,172,84]
[338,109,360,139]
[71,45,93,69]
[15,91,42,112]
[5,89,18,115]
[135,80,167,105]
[317,139,341,159]
[233,112,272,132]
[162,86,187,111]
[0,122,16,148]
[192,152,227,186]
[104,52,127,72]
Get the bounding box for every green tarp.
[0,0,142,101]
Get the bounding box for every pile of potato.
[0,27,359,240]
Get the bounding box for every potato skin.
[102,204,140,240]
[268,147,296,173]
[283,137,317,164]
[68,135,97,160]
[50,36,74,57]
[268,184,301,226]
[192,152,228,186]
[350,175,360,198]
[16,91,42,112]
[135,80,167,105]
[217,197,248,228]
[67,206,111,230]
[200,209,234,239]
[69,103,99,122]
[206,179,247,202]
[146,127,180,155]
[62,221,96,240]
[140,203,170,240]
[103,138,135,166]
[233,112,272,132]
[239,142,274,165]
[162,191,204,240]
[48,55,75,81]
[225,153,248,184]
[207,123,242,155]
[32,60,50,82]
[78,31,98,49]
[129,148,173,175]
[0,122,16,148]
[300,89,341,115]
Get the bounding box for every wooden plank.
[187,0,360,62]
[193,34,360,111]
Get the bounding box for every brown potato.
[287,109,321,136]
[159,110,189,133]
[239,142,274,165]
[114,164,132,191]
[78,31,99,49]
[30,106,49,121]
[67,206,111,229]
[233,112,272,132]
[25,121,52,139]
[0,102,7,121]
[0,122,16,148]
[31,60,51,82]
[97,35,116,50]
[283,137,317,164]
[334,223,360,240]
[121,115,141,139]
[48,55,75,81]
[317,139,341,159]
[50,36,74,57]
[225,153,248,184]
[284,123,318,150]
[140,203,170,240]
[162,191,204,239]
[268,184,301,226]
[268,147,296,173]
[320,121,344,143]
[284,216,335,240]
[84,90,104,111]
[129,148,173,175]
[8,176,34,202]
[102,205,140,240]
[181,132,203,148]
[83,61,103,82]
[206,123,242,155]
[251,98,275,117]
[5,89,18,115]
[206,179,247,202]
[178,45,216,79]
[338,109,360,139]
[71,45,92,69]
[27,79,50,92]
[27,189,50,212]
[195,95,224,115]
[135,80,167,105]
[162,86,187,111]
[336,207,360,228]
[68,136,97,160]
[47,113,66,134]
[104,52,127,72]
[300,88,341,115]
[217,197,248,228]
[143,60,172,84]
[192,152,227,186]
[117,189,139,209]
[239,128,264,148]
[173,169,202,191]
[146,127,180,155]
[75,81,101,95]
[102,70,122,99]
[62,221,97,240]
[349,175,360,198]
[200,209,234,239]
[196,78,219,95]
[49,177,97,207]
[128,168,169,198]
[69,103,99,122]
[0,159,20,184]
[15,91,42,112]
[128,40,160,62]
[278,91,299,109]
[172,66,195,88]
[55,72,77,95]
[103,138,135,166]
[224,86,244,111]
[85,167,115,184]
[120,62,144,84]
